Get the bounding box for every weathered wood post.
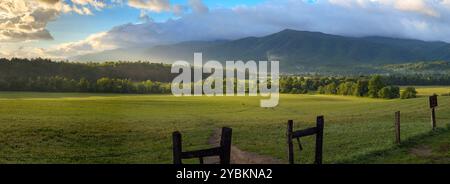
[315,116,324,164]
[172,127,232,164]
[431,108,436,130]
[394,111,401,144]
[429,95,438,131]
[287,120,294,164]
[172,131,182,164]
[219,127,232,164]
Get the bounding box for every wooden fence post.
[172,131,182,164]
[172,127,232,164]
[394,111,401,144]
[219,127,232,164]
[315,116,324,164]
[287,120,294,164]
[429,95,438,131]
[431,107,436,131]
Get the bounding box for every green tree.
[96,77,113,92]
[338,82,354,96]
[317,86,325,94]
[368,75,385,98]
[353,80,369,97]
[78,78,90,92]
[325,82,337,94]
[378,86,400,99]
[400,87,417,99]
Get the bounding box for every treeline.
[0,58,443,97]
[280,75,415,99]
[0,58,176,82]
[380,61,450,75]
[0,58,175,93]
[0,76,170,94]
[384,74,450,86]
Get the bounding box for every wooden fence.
[287,116,324,164]
[171,95,441,164]
[172,127,232,164]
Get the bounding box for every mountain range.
[70,29,450,73]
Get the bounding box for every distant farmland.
[0,89,448,163]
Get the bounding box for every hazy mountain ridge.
[70,29,450,73]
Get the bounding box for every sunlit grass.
[401,86,450,96]
[0,91,448,163]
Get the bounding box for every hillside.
[71,29,450,73]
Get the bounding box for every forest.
[1,58,448,98]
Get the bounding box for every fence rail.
[173,127,232,164]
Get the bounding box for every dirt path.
[204,129,285,164]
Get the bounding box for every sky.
[2,0,450,59]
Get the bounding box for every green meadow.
[410,86,450,96]
[0,87,449,164]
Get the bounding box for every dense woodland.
[281,75,395,98]
[0,76,171,94]
[0,58,176,82]
[280,75,419,99]
[0,58,175,93]
[0,58,448,98]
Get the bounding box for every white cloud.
[127,0,171,12]
[138,10,152,23]
[48,0,450,58]
[172,4,188,16]
[72,5,94,15]
[46,32,116,57]
[0,0,107,42]
[0,45,48,59]
[6,0,450,59]
[72,0,106,10]
[0,0,60,42]
[188,0,208,13]
[0,0,204,43]
[393,0,438,17]
[329,0,440,16]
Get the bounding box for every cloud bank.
[4,0,450,59]
[0,0,176,43]
[0,0,113,42]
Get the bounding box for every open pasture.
[0,91,448,163]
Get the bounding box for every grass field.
[402,86,450,96]
[0,90,449,164]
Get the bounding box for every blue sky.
[46,0,265,44]
[1,0,268,57]
[2,0,450,59]
[47,6,141,44]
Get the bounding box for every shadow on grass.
[338,124,450,164]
